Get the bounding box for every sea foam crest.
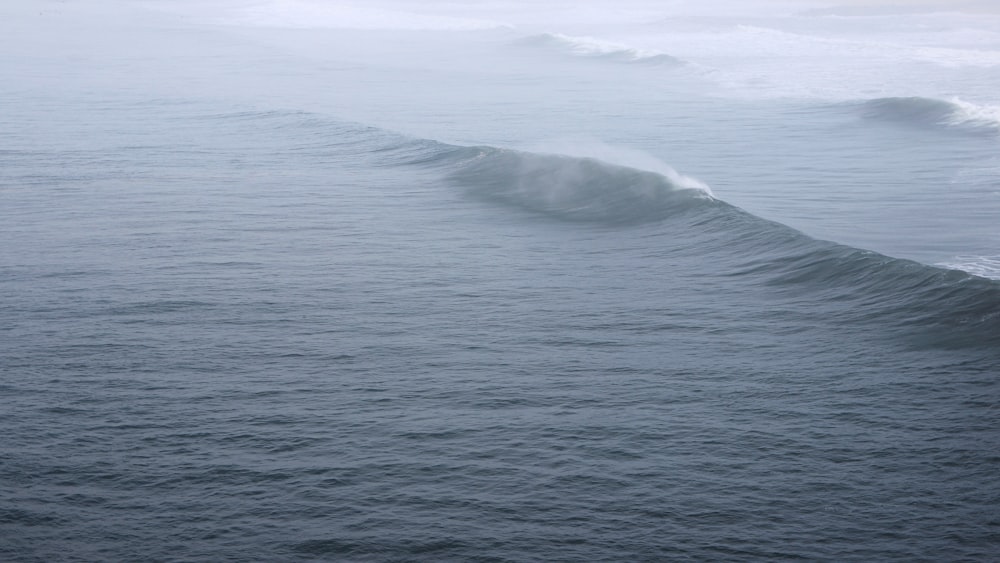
[948,98,1000,131]
[939,255,1000,280]
[860,96,1000,133]
[519,33,683,65]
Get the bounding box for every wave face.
[739,239,1000,349]
[859,96,1000,133]
[517,33,684,65]
[443,147,711,224]
[110,104,995,351]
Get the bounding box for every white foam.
[609,16,1000,101]
[533,33,676,63]
[946,97,1000,130]
[940,255,1000,279]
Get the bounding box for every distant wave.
[858,96,1000,133]
[516,33,684,66]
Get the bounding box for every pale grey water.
[2,1,999,561]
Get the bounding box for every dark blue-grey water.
[2,1,999,561]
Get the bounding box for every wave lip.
[445,147,712,224]
[517,33,683,66]
[939,255,1000,280]
[859,96,1000,133]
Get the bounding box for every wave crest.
[939,255,1000,280]
[445,147,712,224]
[860,96,1000,133]
[517,33,683,66]
[185,107,999,349]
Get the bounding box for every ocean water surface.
[2,0,999,560]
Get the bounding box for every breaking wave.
[517,33,684,66]
[939,255,1000,280]
[189,107,999,349]
[428,145,997,348]
[442,146,712,224]
[858,96,1000,133]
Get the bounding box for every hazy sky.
[812,0,1000,13]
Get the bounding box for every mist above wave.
[445,146,711,225]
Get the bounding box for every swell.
[719,216,1000,350]
[855,96,1000,134]
[515,33,684,66]
[203,107,1000,350]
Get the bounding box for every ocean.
[2,0,999,560]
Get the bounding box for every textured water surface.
[2,1,999,561]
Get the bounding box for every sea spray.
[519,138,713,196]
[446,143,713,224]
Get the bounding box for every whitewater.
[2,0,999,560]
